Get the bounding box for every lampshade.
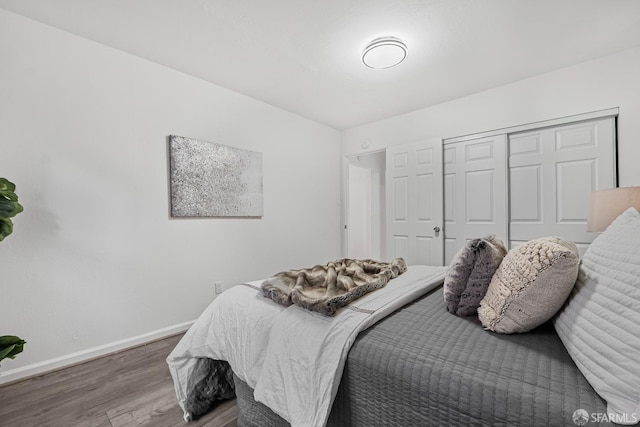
[362,37,407,69]
[587,187,640,232]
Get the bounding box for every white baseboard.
[0,320,194,386]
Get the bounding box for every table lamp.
[586,187,640,232]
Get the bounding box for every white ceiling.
[2,0,640,130]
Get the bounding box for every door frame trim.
[444,107,619,145]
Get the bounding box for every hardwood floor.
[0,334,237,427]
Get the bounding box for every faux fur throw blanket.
[261,258,407,316]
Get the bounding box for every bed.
[168,208,640,426]
[234,286,610,427]
[167,264,447,425]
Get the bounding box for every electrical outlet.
[215,281,223,294]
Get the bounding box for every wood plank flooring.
[0,334,237,427]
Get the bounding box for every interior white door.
[508,117,616,256]
[386,139,444,266]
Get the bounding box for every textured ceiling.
[2,0,640,129]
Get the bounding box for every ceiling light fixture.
[361,37,408,69]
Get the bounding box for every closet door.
[508,117,616,255]
[386,139,443,266]
[443,135,508,264]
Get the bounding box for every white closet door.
[386,139,443,266]
[508,117,616,255]
[443,135,508,264]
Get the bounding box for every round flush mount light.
[361,37,408,69]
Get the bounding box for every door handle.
[433,226,441,233]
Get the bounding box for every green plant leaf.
[8,342,25,358]
[0,344,16,360]
[0,218,13,241]
[0,178,16,194]
[0,336,26,362]
[0,178,22,241]
[0,335,26,346]
[0,199,14,215]
[0,198,22,218]
[1,192,18,202]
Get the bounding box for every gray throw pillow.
[478,236,579,334]
[443,235,507,316]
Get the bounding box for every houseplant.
[0,177,24,241]
[0,177,26,367]
[0,336,26,367]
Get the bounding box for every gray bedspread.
[235,286,612,427]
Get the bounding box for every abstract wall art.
[169,135,263,217]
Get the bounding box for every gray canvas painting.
[169,135,263,217]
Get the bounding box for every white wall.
[0,9,341,381]
[343,46,640,186]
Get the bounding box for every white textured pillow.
[554,207,640,424]
[478,236,579,333]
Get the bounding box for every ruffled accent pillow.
[478,236,579,333]
[443,235,507,316]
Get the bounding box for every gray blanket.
[234,286,612,426]
[261,258,407,316]
[183,358,235,421]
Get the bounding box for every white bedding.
[167,265,446,427]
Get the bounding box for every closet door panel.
[443,146,458,264]
[556,159,595,223]
[443,142,461,232]
[509,164,542,222]
[508,117,616,247]
[443,135,508,263]
[466,169,495,222]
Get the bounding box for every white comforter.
[167,265,446,427]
